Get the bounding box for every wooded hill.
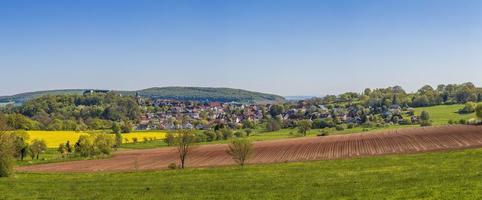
[0,87,285,104]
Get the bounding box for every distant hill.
[0,87,285,104]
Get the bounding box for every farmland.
[26,131,166,148]
[18,125,482,172]
[2,147,482,199]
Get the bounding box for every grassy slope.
[413,104,476,125]
[2,148,482,200]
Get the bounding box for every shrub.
[335,124,345,131]
[75,135,93,157]
[167,163,177,170]
[420,121,432,127]
[476,103,482,121]
[459,119,467,125]
[234,131,245,138]
[221,129,233,140]
[114,132,122,148]
[58,143,67,157]
[215,131,223,141]
[244,129,253,137]
[143,137,149,143]
[75,133,114,157]
[203,130,217,142]
[266,118,281,132]
[448,119,455,125]
[93,134,115,155]
[347,123,355,129]
[296,120,312,136]
[132,137,138,144]
[227,139,253,166]
[194,133,207,143]
[29,139,47,160]
[0,133,16,177]
[164,132,175,146]
[400,118,412,125]
[459,102,476,114]
[317,129,330,137]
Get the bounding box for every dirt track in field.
[18,125,482,173]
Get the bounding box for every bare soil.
[18,125,482,173]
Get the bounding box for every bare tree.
[227,139,254,167]
[175,130,196,169]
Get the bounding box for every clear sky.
[1,0,481,96]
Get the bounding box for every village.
[134,97,416,131]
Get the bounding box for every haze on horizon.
[1,0,482,97]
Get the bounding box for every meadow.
[3,148,482,199]
[413,104,477,125]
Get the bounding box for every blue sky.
[1,0,482,96]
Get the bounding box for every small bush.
[347,123,355,129]
[164,132,175,146]
[221,129,233,140]
[459,119,467,125]
[317,129,330,137]
[0,133,16,177]
[335,125,345,131]
[448,119,454,125]
[400,119,412,125]
[420,121,432,127]
[194,133,207,143]
[132,137,138,144]
[167,163,178,170]
[203,131,217,142]
[234,131,245,138]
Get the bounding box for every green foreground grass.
[2,148,482,199]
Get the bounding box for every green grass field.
[121,125,412,149]
[2,148,482,199]
[413,104,477,125]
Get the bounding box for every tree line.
[0,93,140,131]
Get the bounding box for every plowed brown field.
[18,125,482,173]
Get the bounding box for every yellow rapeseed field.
[26,131,166,148]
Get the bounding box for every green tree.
[420,111,430,121]
[296,120,313,136]
[112,122,121,134]
[29,139,47,160]
[93,133,115,155]
[75,135,93,157]
[419,111,431,126]
[57,143,67,158]
[0,133,16,177]
[459,102,477,114]
[114,132,122,149]
[244,129,253,137]
[0,115,15,177]
[121,121,133,133]
[164,132,176,146]
[266,118,281,132]
[12,131,29,161]
[227,139,254,167]
[476,103,482,121]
